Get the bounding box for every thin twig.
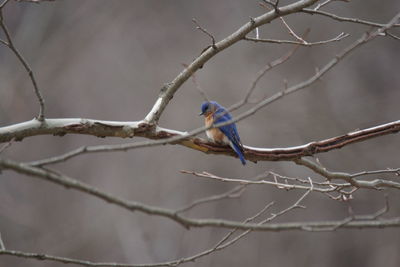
[0,137,13,154]
[15,0,55,3]
[386,31,400,40]
[0,0,10,9]
[279,16,307,43]
[260,1,305,43]
[181,170,334,193]
[302,9,400,28]
[244,32,349,46]
[235,33,304,109]
[302,194,390,231]
[314,0,333,11]
[182,63,209,101]
[0,8,46,121]
[192,18,216,49]
[0,231,5,250]
[175,183,248,214]
[351,168,400,178]
[294,157,400,190]
[262,0,280,14]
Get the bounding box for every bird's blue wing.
[213,108,246,165]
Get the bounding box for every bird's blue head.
[199,101,220,116]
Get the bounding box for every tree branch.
[0,231,5,250]
[302,8,400,28]
[244,32,349,46]
[0,117,399,165]
[295,158,400,190]
[0,3,46,121]
[29,119,400,165]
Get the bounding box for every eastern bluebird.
[199,101,246,165]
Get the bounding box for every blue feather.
[213,106,246,165]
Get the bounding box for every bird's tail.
[230,142,246,165]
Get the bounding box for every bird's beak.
[199,111,204,116]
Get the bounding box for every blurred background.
[0,0,400,266]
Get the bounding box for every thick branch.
[0,118,147,142]
[0,118,399,164]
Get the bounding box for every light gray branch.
[302,8,400,28]
[28,119,400,166]
[294,158,400,190]
[0,117,398,166]
[244,32,349,46]
[0,231,5,250]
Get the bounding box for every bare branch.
[0,118,147,144]
[15,0,55,3]
[313,0,335,11]
[302,9,400,28]
[182,165,400,196]
[262,0,280,14]
[175,184,248,214]
[0,137,13,154]
[244,32,349,46]
[174,202,274,266]
[386,31,400,40]
[192,18,216,49]
[0,6,46,121]
[182,63,209,101]
[181,170,331,193]
[0,0,10,9]
[236,35,304,108]
[280,16,307,43]
[0,250,140,267]
[260,1,306,43]
[0,232,5,250]
[351,168,400,178]
[302,195,390,231]
[294,158,400,190]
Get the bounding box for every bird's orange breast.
[205,113,226,143]
[205,113,214,127]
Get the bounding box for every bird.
[199,101,246,165]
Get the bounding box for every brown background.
[1,1,400,266]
